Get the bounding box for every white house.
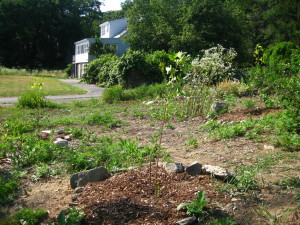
[73,18,130,78]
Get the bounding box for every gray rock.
[202,165,233,180]
[69,203,79,207]
[164,163,184,173]
[175,217,197,225]
[57,129,64,134]
[211,102,228,113]
[71,195,79,201]
[185,161,202,176]
[70,166,110,189]
[75,187,84,193]
[53,138,68,147]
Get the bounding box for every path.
[0,79,105,105]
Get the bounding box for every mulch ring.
[78,165,231,224]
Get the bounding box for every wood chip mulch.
[78,165,230,225]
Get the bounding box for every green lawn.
[0,75,87,97]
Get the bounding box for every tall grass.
[0,66,65,78]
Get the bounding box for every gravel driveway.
[0,79,105,105]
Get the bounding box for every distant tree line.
[0,0,298,69]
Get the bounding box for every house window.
[101,26,106,36]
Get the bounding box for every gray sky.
[101,0,125,12]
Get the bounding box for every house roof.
[99,18,128,27]
[113,29,128,38]
[74,38,95,45]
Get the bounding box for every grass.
[0,75,87,97]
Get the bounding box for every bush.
[0,208,48,225]
[101,83,166,104]
[64,63,73,77]
[82,54,121,86]
[189,45,237,85]
[118,50,165,88]
[263,42,299,73]
[17,90,56,109]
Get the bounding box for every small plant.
[185,137,198,149]
[0,208,48,225]
[86,112,122,128]
[0,177,19,204]
[177,190,209,219]
[275,176,300,190]
[166,123,175,130]
[31,163,51,181]
[242,99,256,109]
[50,208,84,225]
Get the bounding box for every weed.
[166,123,175,130]
[210,217,236,225]
[86,112,122,128]
[242,99,256,109]
[177,190,209,219]
[0,177,19,204]
[0,208,48,225]
[131,109,145,119]
[70,126,86,139]
[185,137,198,149]
[50,208,85,225]
[31,163,51,181]
[275,176,300,190]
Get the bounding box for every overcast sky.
[101,0,125,12]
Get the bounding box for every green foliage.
[118,50,164,88]
[101,83,166,104]
[188,45,237,85]
[66,137,159,171]
[64,64,73,78]
[51,208,84,225]
[275,176,300,190]
[242,99,256,109]
[0,177,19,204]
[263,42,299,72]
[177,190,208,218]
[82,54,121,85]
[0,208,48,225]
[126,0,246,57]
[86,112,122,128]
[0,0,102,69]
[17,90,48,109]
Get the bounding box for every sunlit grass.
[0,75,87,97]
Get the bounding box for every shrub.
[101,83,166,104]
[82,54,121,86]
[0,208,48,225]
[0,178,19,204]
[17,90,56,109]
[263,42,299,73]
[188,45,237,85]
[216,80,251,97]
[64,63,73,77]
[118,50,164,88]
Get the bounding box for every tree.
[0,0,102,69]
[125,0,246,58]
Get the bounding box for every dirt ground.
[1,104,299,224]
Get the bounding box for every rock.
[70,166,111,189]
[264,145,275,150]
[69,203,79,207]
[40,130,51,139]
[53,138,68,147]
[202,165,233,180]
[64,135,71,141]
[144,100,157,105]
[164,163,184,173]
[57,129,64,135]
[75,187,84,193]
[185,161,202,176]
[175,217,197,225]
[71,195,79,201]
[211,102,228,113]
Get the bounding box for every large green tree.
[125,0,247,57]
[0,0,102,69]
